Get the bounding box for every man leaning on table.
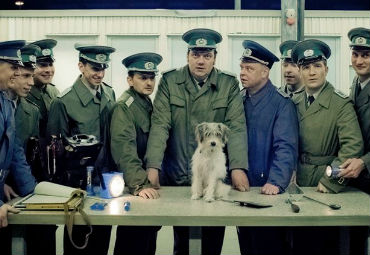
[145,28,248,255]
[0,40,36,255]
[290,39,364,255]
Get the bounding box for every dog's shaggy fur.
[191,122,231,202]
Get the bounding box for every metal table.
[9,187,370,254]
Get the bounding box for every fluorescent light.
[15,1,24,6]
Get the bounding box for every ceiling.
[3,0,369,10]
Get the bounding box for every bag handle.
[64,196,93,249]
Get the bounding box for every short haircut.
[187,48,218,56]
[128,70,156,78]
[299,58,327,67]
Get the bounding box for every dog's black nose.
[211,141,216,146]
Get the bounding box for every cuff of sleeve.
[360,153,370,173]
[229,167,248,172]
[319,175,348,193]
[146,164,162,171]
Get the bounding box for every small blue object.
[100,172,124,199]
[124,201,131,211]
[90,202,107,211]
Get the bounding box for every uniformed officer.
[341,27,370,255]
[279,40,304,98]
[7,44,41,150]
[238,40,298,255]
[47,43,116,255]
[0,40,36,255]
[291,39,364,255]
[5,44,59,255]
[145,28,248,255]
[5,44,41,192]
[27,39,59,138]
[110,52,163,255]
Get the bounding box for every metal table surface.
[9,186,370,226]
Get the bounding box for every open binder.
[14,181,92,250]
[14,181,86,210]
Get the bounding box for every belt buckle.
[302,154,310,164]
[338,177,345,185]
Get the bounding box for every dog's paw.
[191,194,201,200]
[204,196,215,202]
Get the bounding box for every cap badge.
[42,49,51,56]
[286,49,292,58]
[17,49,21,58]
[303,49,314,57]
[144,62,155,70]
[195,38,207,46]
[29,55,36,62]
[96,54,107,62]
[355,37,366,45]
[243,48,252,57]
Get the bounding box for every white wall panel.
[0,10,368,95]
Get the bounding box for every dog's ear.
[195,123,206,143]
[218,123,230,144]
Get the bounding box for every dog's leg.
[204,176,217,202]
[191,168,203,200]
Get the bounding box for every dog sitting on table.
[191,122,231,202]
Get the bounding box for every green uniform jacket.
[349,77,370,174]
[27,83,60,137]
[145,66,248,186]
[47,76,116,141]
[111,88,153,195]
[293,81,363,193]
[15,98,40,150]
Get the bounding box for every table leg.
[11,225,26,255]
[189,226,201,255]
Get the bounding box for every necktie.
[308,95,315,106]
[356,82,362,98]
[198,81,205,87]
[96,91,101,100]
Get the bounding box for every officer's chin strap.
[64,193,93,250]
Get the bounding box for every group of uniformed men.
[0,26,369,255]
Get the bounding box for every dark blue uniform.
[242,80,298,191]
[0,91,36,206]
[239,80,298,255]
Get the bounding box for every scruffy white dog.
[191,122,231,202]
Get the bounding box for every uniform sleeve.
[267,100,298,191]
[110,104,151,195]
[9,138,36,196]
[320,99,364,193]
[144,76,172,170]
[361,153,370,173]
[46,98,70,138]
[224,77,248,171]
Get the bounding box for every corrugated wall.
[0,10,369,93]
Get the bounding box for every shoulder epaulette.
[49,83,56,87]
[118,92,134,108]
[58,87,72,98]
[161,68,176,75]
[102,82,113,88]
[220,70,237,78]
[277,88,290,98]
[24,98,39,108]
[334,89,348,99]
[125,96,134,107]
